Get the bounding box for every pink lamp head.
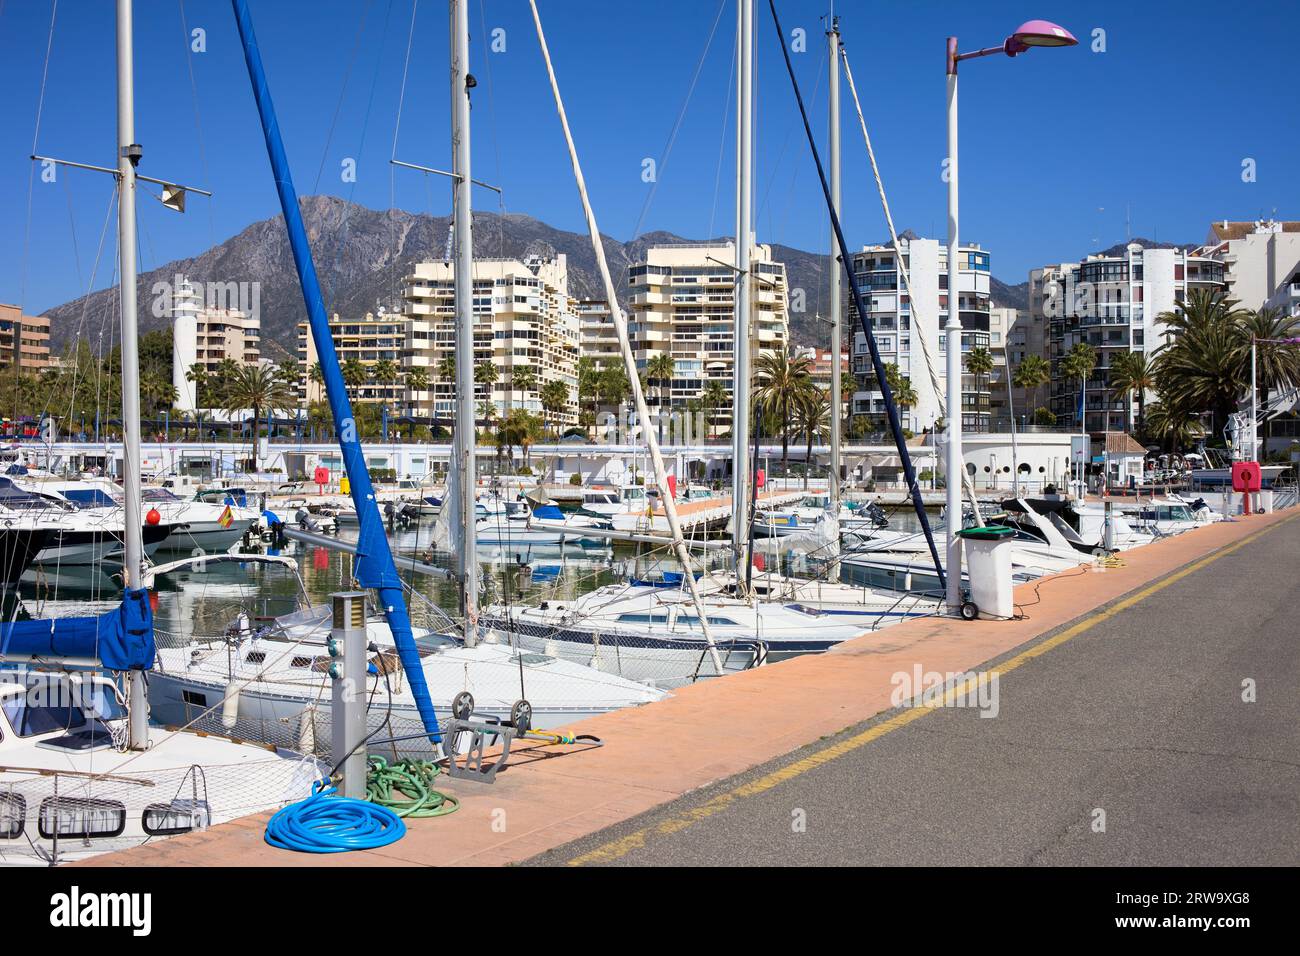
[1004,20,1078,56]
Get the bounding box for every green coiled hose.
[366,756,460,818]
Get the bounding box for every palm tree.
[792,389,832,489]
[1107,350,1155,437]
[510,364,538,417]
[539,378,570,438]
[598,365,631,413]
[1011,354,1051,423]
[373,359,399,389]
[702,379,729,441]
[405,367,429,403]
[884,363,917,419]
[964,346,994,432]
[1240,306,1300,451]
[1151,291,1248,440]
[576,357,601,434]
[474,360,499,409]
[306,399,332,440]
[185,362,211,409]
[1143,401,1206,454]
[436,353,456,386]
[1060,342,1097,429]
[752,348,815,476]
[222,364,295,468]
[341,358,367,400]
[646,353,676,408]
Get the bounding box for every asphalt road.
[530,516,1300,866]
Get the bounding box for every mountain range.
[42,194,1074,354]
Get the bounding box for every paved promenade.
[83,506,1299,867]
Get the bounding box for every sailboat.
[0,0,323,866]
[141,0,672,760]
[482,2,948,686]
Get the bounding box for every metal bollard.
[328,592,368,799]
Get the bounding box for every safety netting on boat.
[0,752,321,866]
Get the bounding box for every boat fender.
[221,680,241,729]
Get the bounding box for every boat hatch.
[510,653,557,667]
[784,603,825,617]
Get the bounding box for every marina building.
[401,254,580,426]
[624,242,790,429]
[171,277,261,411]
[1035,245,1227,432]
[297,309,405,408]
[845,237,992,435]
[0,303,52,372]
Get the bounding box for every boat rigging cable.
[764,0,945,589]
[838,41,984,526]
[230,0,443,744]
[528,0,724,674]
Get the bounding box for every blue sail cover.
[0,588,154,671]
[231,0,441,742]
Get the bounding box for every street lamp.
[943,19,1076,609]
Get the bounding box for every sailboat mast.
[115,0,149,751]
[116,0,144,586]
[730,0,754,572]
[450,0,478,644]
[827,16,842,512]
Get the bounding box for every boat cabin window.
[38,796,127,840]
[676,614,741,628]
[0,793,25,839]
[62,488,119,509]
[0,690,87,738]
[615,612,670,624]
[143,489,182,503]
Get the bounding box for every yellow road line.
[566,512,1298,866]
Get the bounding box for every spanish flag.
[218,504,234,529]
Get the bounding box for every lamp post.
[943,19,1076,608]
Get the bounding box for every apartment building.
[171,278,261,411]
[576,299,619,370]
[1036,244,1227,432]
[0,304,52,371]
[401,255,579,425]
[624,242,789,429]
[297,309,406,407]
[845,237,992,434]
[986,306,1049,427]
[1200,219,1300,317]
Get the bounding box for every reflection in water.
[5,511,891,649]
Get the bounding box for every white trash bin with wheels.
[956,525,1017,621]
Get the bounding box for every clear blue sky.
[3,0,1296,317]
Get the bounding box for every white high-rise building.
[402,255,579,426]
[1200,219,1300,316]
[624,242,789,429]
[1037,244,1227,432]
[845,237,992,434]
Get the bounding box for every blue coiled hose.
[265,781,406,853]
